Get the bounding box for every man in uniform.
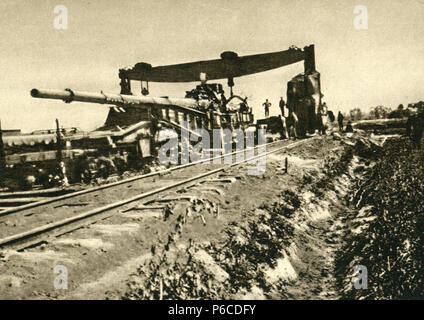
[263,99,271,118]
[58,161,69,186]
[318,102,329,134]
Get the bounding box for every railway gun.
[0,45,325,190]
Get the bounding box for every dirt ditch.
[122,133,392,300]
[1,133,419,300]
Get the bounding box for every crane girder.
[121,46,314,83]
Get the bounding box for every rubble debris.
[163,204,174,221]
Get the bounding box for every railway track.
[0,188,76,213]
[0,138,311,251]
[0,139,285,218]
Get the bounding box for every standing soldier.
[279,97,286,117]
[263,99,271,118]
[337,111,344,132]
[58,161,69,186]
[321,102,328,115]
[318,102,329,134]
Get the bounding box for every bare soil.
[0,133,389,299]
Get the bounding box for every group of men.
[262,97,294,118]
[262,97,300,118]
[263,98,421,144]
[262,97,288,118]
[262,97,355,136]
[262,97,299,138]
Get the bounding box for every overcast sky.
[0,0,423,132]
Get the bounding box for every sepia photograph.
[0,0,423,306]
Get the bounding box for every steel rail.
[0,138,309,249]
[0,139,284,217]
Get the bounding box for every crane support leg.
[304,45,316,73]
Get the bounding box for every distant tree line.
[344,101,424,121]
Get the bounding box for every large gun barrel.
[30,88,208,110]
